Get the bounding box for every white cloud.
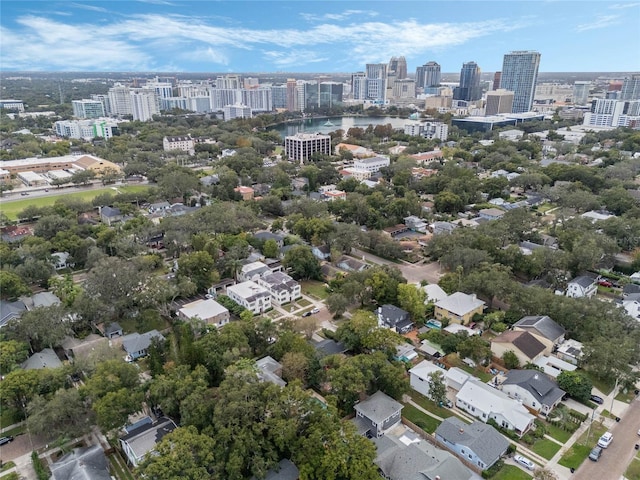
[575,14,620,32]
[0,13,527,71]
[609,2,640,9]
[68,3,109,13]
[300,9,378,22]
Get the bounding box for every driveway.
[571,394,640,480]
[0,432,49,462]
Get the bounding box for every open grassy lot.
[491,465,531,480]
[0,185,152,220]
[408,391,457,420]
[301,280,330,300]
[582,370,615,396]
[530,438,562,460]
[544,422,573,443]
[401,404,441,434]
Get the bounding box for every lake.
[270,116,412,138]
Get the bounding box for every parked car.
[598,280,613,287]
[311,307,320,314]
[20,192,29,196]
[302,311,312,317]
[589,446,603,461]
[598,432,613,448]
[514,455,535,470]
[0,436,14,446]
[590,394,604,404]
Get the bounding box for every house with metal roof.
[434,292,485,326]
[455,379,535,437]
[354,391,403,438]
[500,370,565,416]
[0,299,26,328]
[435,417,509,470]
[513,315,566,355]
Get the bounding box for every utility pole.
[610,376,619,417]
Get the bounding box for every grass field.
[626,456,640,480]
[492,465,532,480]
[301,280,330,300]
[0,185,152,220]
[558,422,607,469]
[545,422,573,443]
[401,404,441,434]
[407,391,458,420]
[530,438,562,459]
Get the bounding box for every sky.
[1,1,639,73]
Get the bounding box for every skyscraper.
[72,99,105,119]
[572,81,591,106]
[621,75,640,100]
[365,63,387,102]
[130,89,160,121]
[108,84,132,116]
[416,61,441,92]
[453,61,481,102]
[286,78,297,111]
[351,72,367,100]
[485,89,514,115]
[388,56,407,80]
[493,72,502,91]
[499,51,541,113]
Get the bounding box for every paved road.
[0,432,49,462]
[572,395,640,480]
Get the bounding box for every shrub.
[31,451,49,480]
[481,459,505,479]
[507,443,517,455]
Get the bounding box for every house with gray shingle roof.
[354,390,403,438]
[566,275,597,298]
[122,330,165,360]
[513,315,566,355]
[435,417,509,470]
[0,299,26,328]
[500,369,565,416]
[491,330,546,366]
[50,445,111,480]
[22,348,63,370]
[119,417,176,467]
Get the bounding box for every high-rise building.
[108,84,132,116]
[187,96,212,113]
[499,51,541,113]
[72,99,105,119]
[388,56,408,80]
[493,72,502,91]
[216,75,242,90]
[90,94,110,116]
[621,75,640,100]
[319,82,343,108]
[454,61,482,102]
[144,78,173,99]
[416,61,441,92]
[392,79,416,99]
[584,99,640,127]
[485,89,514,115]
[286,79,298,111]
[210,88,240,111]
[244,77,259,89]
[241,87,272,112]
[351,72,367,101]
[365,63,387,102]
[572,81,591,106]
[271,85,287,109]
[130,89,159,121]
[284,133,331,165]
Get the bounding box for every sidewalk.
[1,421,24,434]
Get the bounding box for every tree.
[326,293,350,317]
[262,239,279,259]
[557,371,592,402]
[0,340,29,373]
[428,370,447,405]
[397,283,426,321]
[83,359,140,401]
[139,426,217,480]
[281,351,309,383]
[6,305,70,352]
[282,245,321,280]
[457,335,491,365]
[0,368,42,415]
[93,388,144,432]
[434,190,464,214]
[27,389,94,441]
[0,270,30,299]
[533,467,558,480]
[502,350,521,369]
[178,250,219,292]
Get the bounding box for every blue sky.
[1,1,639,73]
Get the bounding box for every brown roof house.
[491,330,546,366]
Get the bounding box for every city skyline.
[1,1,639,73]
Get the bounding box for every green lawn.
[530,439,562,460]
[615,389,636,403]
[301,280,329,300]
[407,391,458,420]
[0,462,16,473]
[626,457,640,480]
[544,423,572,443]
[117,309,169,335]
[0,473,20,480]
[0,185,152,220]
[401,404,441,434]
[582,370,615,395]
[1,424,26,438]
[0,407,22,429]
[446,354,492,382]
[558,422,607,469]
[491,464,532,480]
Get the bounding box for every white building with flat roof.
[226,281,271,315]
[18,171,47,186]
[284,133,331,164]
[353,156,390,173]
[223,104,252,120]
[178,298,229,328]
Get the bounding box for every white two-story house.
[226,281,271,315]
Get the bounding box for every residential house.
[256,356,286,387]
[395,343,418,362]
[622,283,640,299]
[336,256,369,273]
[417,339,445,359]
[23,291,61,310]
[234,185,255,200]
[0,300,27,328]
[322,189,347,201]
[383,224,410,238]
[478,208,505,221]
[97,321,123,339]
[555,339,583,365]
[533,355,577,379]
[311,338,349,357]
[100,206,122,226]
[353,390,403,438]
[1,225,34,243]
[200,174,219,187]
[253,231,285,248]
[372,429,474,480]
[256,272,301,305]
[499,370,565,416]
[22,348,63,370]
[122,330,165,361]
[434,292,485,326]
[120,417,177,467]
[239,261,272,282]
[311,245,331,261]
[444,323,479,337]
[622,299,640,321]
[51,251,72,270]
[432,221,456,235]
[334,143,374,158]
[377,304,413,334]
[148,201,171,213]
[409,360,445,398]
[435,417,509,470]
[444,367,471,392]
[404,215,429,233]
[513,315,566,355]
[422,283,448,304]
[179,299,230,328]
[50,445,111,480]
[566,275,598,298]
[226,281,271,315]
[491,330,546,366]
[455,379,535,437]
